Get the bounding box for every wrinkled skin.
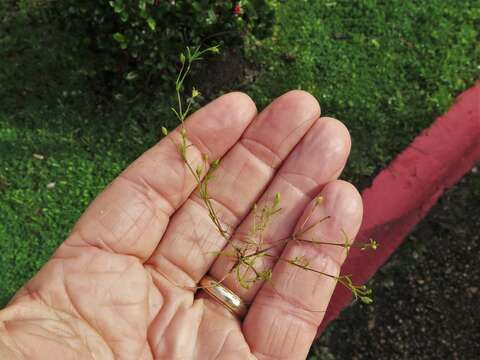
[0,91,363,360]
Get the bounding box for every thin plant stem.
[165,46,376,304]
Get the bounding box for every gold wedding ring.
[200,275,248,319]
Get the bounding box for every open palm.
[0,91,363,360]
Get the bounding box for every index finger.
[63,93,257,261]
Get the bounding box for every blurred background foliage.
[0,1,479,355]
[47,0,274,96]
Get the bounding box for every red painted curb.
[318,83,480,334]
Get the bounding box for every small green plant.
[164,46,377,305]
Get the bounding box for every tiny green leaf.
[210,159,220,169]
[208,45,220,54]
[191,87,200,98]
[120,11,129,22]
[161,127,168,136]
[273,192,281,208]
[360,296,373,304]
[147,17,156,31]
[112,32,126,43]
[125,72,138,81]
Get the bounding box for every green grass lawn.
[248,0,479,181]
[0,106,156,302]
[1,0,478,319]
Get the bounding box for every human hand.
[0,91,362,360]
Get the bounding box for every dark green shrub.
[48,0,274,94]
